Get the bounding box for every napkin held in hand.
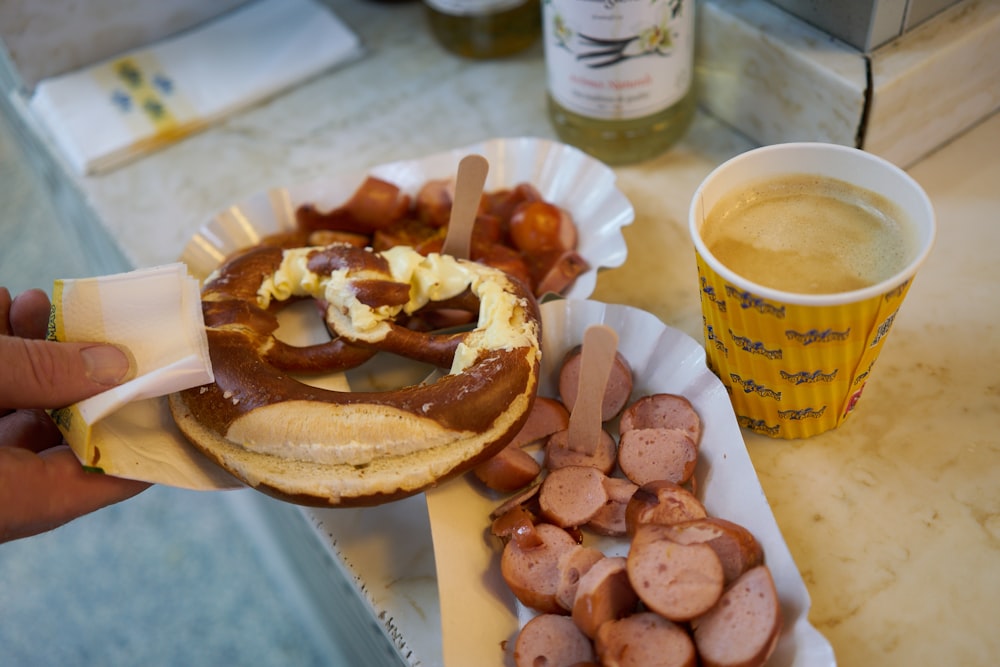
[48,263,239,489]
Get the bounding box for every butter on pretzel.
[169,243,541,506]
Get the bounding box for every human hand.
[0,287,150,543]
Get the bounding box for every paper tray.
[300,300,837,666]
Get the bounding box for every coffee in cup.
[689,143,935,439]
[700,173,919,295]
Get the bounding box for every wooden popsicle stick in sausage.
[566,324,619,456]
[441,153,489,260]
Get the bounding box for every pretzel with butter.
[169,242,541,506]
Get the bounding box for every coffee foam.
[701,174,917,295]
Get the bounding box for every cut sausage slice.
[662,517,764,585]
[539,466,610,529]
[594,612,697,667]
[555,544,606,612]
[502,523,580,614]
[586,476,639,537]
[619,393,702,444]
[513,613,596,667]
[490,505,542,550]
[490,481,540,521]
[627,524,725,621]
[570,556,638,639]
[507,396,571,449]
[624,479,707,535]
[558,346,633,422]
[618,427,698,486]
[545,428,617,474]
[693,566,783,667]
[474,441,541,492]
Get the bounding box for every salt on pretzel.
[169,243,541,506]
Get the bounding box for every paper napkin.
[29,0,364,175]
[48,263,242,490]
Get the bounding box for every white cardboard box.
[696,0,1000,167]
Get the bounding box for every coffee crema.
[700,174,917,294]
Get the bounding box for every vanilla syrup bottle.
[426,0,541,59]
[543,0,696,164]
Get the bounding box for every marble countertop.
[4,0,999,665]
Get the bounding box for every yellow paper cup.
[689,143,935,439]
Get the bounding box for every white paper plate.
[307,300,836,667]
[180,136,634,299]
[527,299,837,667]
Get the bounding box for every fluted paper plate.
[304,300,836,667]
[180,136,634,298]
[523,299,837,667]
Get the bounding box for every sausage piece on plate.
[617,427,698,486]
[586,476,639,537]
[595,612,697,667]
[514,613,596,667]
[626,523,725,621]
[558,347,633,422]
[507,396,571,449]
[619,393,702,445]
[555,544,606,612]
[661,517,764,585]
[501,523,580,614]
[692,565,783,667]
[473,441,541,492]
[545,427,618,475]
[571,556,638,639]
[539,466,610,529]
[624,479,707,535]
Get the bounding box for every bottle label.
[426,0,527,15]
[544,0,694,120]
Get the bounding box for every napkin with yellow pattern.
[48,263,242,490]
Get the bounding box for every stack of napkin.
[29,0,363,175]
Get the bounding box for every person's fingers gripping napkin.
[48,263,241,490]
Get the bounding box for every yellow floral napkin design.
[48,263,241,489]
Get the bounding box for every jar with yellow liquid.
[543,0,696,165]
[425,0,541,59]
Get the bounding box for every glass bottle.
[425,0,542,59]
[543,0,696,165]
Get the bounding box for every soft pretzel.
[169,243,541,506]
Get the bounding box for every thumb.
[0,336,133,409]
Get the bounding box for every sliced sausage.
[490,481,541,521]
[513,613,596,667]
[661,517,764,585]
[558,346,633,421]
[473,441,541,492]
[555,544,606,612]
[586,476,639,537]
[502,523,580,614]
[490,505,542,550]
[617,427,698,486]
[508,396,571,449]
[624,479,707,535]
[594,612,697,667]
[545,427,617,474]
[535,250,589,297]
[570,556,638,639]
[539,466,610,529]
[619,393,702,445]
[692,566,783,667]
[627,524,725,621]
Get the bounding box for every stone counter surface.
[2,0,998,665]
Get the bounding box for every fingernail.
[81,344,132,385]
